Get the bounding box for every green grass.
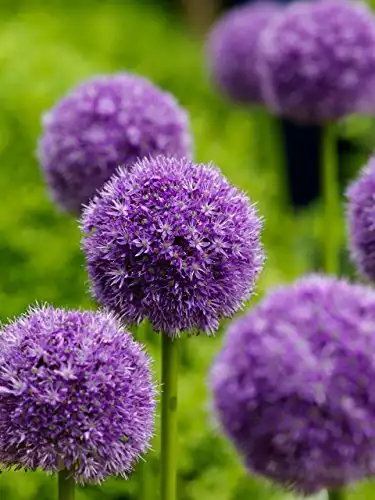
[0,1,373,499]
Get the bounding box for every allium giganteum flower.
[37,73,192,214]
[260,0,375,123]
[81,156,264,336]
[346,157,375,281]
[207,2,280,104]
[0,307,156,483]
[211,275,375,494]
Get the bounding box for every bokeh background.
[0,0,375,498]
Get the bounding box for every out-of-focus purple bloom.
[0,306,156,484]
[207,2,281,104]
[81,156,264,337]
[37,73,192,214]
[211,274,375,494]
[260,0,375,123]
[346,157,375,281]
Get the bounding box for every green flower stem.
[138,457,153,500]
[328,489,345,500]
[137,320,154,500]
[58,471,75,500]
[321,123,340,274]
[160,335,179,500]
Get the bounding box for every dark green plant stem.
[328,489,345,500]
[137,320,154,500]
[322,123,340,274]
[160,335,179,500]
[58,470,75,500]
[138,457,153,500]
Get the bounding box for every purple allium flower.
[37,73,192,214]
[0,306,156,484]
[81,156,264,337]
[207,2,280,104]
[346,158,375,281]
[260,0,375,123]
[211,274,375,495]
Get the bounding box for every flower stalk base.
[161,335,179,500]
[58,470,75,500]
[328,489,344,500]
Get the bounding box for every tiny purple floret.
[0,306,156,484]
[81,156,264,336]
[211,274,375,494]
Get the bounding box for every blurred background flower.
[38,73,192,214]
[207,2,280,104]
[260,0,375,123]
[207,0,375,214]
[211,274,375,495]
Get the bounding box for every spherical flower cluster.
[81,156,264,337]
[260,0,375,123]
[207,2,280,104]
[211,274,375,494]
[37,73,192,214]
[0,306,156,484]
[346,157,375,281]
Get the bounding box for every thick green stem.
[160,335,179,500]
[137,320,154,500]
[328,489,345,500]
[138,458,154,500]
[58,471,75,500]
[321,124,340,274]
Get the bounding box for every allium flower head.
[207,2,280,104]
[346,157,375,281]
[260,0,375,123]
[37,73,192,214]
[81,156,264,337]
[0,306,156,483]
[211,274,375,494]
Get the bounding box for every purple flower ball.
[211,274,375,494]
[346,158,375,281]
[37,73,192,214]
[0,306,156,484]
[260,0,375,123]
[81,156,264,337]
[207,2,280,104]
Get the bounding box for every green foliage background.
[0,1,374,499]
